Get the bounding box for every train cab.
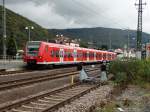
[23,41,41,65]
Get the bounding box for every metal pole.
[135,0,146,59]
[109,32,111,50]
[127,29,130,57]
[3,0,7,65]
[28,27,30,41]
[127,29,130,51]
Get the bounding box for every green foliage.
[114,72,127,84]
[6,32,17,56]
[101,45,108,50]
[79,41,88,48]
[109,59,150,85]
[95,103,116,112]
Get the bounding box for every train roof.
[28,41,116,54]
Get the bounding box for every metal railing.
[0,55,23,60]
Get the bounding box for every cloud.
[1,0,150,33]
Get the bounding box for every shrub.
[109,59,150,85]
[114,72,127,85]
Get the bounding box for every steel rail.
[0,68,99,91]
[0,83,101,112]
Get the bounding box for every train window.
[59,51,61,57]
[27,41,40,56]
[90,52,94,58]
[50,50,54,57]
[59,50,63,57]
[97,54,99,58]
[77,53,79,58]
[81,52,83,58]
[106,54,108,59]
[109,54,111,59]
[71,52,73,58]
[112,54,114,59]
[64,51,71,58]
[69,51,73,58]
[100,54,102,59]
[83,53,84,57]
[77,52,81,58]
[56,50,59,58]
[85,53,87,58]
[68,52,71,58]
[87,52,89,58]
[103,53,106,59]
[78,52,80,58]
[73,52,77,58]
[64,51,67,58]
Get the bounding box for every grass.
[95,102,117,112]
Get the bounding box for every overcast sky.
[1,0,150,33]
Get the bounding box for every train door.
[87,51,89,62]
[94,52,96,61]
[60,48,64,63]
[53,47,60,62]
[74,49,77,62]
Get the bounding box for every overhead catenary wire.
[71,0,129,29]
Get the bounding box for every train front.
[23,41,41,65]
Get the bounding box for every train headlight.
[38,56,42,59]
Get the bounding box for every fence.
[0,55,23,60]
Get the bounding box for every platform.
[0,59,25,70]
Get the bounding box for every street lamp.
[25,26,34,41]
[56,34,63,37]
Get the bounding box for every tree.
[0,37,3,55]
[101,45,108,50]
[79,41,88,48]
[7,32,17,56]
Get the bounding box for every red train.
[23,41,117,66]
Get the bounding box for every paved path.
[0,60,25,70]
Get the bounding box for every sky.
[1,0,150,33]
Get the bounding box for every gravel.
[55,85,113,112]
[0,70,100,105]
[115,85,150,112]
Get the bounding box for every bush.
[114,72,127,85]
[109,59,150,85]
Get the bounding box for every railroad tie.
[48,95,71,99]
[30,102,49,106]
[38,99,54,103]
[22,105,45,110]
[44,97,65,101]
[11,108,31,112]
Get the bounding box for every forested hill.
[49,27,150,49]
[0,6,53,55]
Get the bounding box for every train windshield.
[26,41,40,56]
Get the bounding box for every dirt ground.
[95,84,150,112]
[116,85,150,112]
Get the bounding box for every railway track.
[0,83,100,112]
[0,68,100,91]
[0,67,77,76]
[0,64,100,76]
